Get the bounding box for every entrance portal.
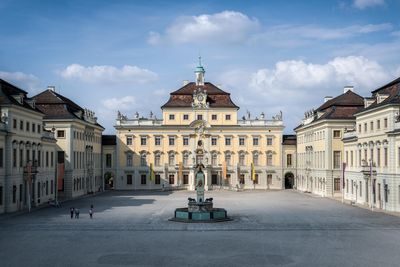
[284,172,294,189]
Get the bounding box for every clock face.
[197,95,204,102]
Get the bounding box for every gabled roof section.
[0,79,42,113]
[358,76,400,113]
[162,82,239,109]
[33,89,104,129]
[317,90,364,111]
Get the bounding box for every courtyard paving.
[1,190,400,266]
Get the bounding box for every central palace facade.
[113,61,293,190]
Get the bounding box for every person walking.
[89,208,93,219]
[70,207,74,219]
[75,208,80,219]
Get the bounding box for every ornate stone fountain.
[170,164,230,222]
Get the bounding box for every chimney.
[324,96,333,103]
[47,85,56,92]
[182,80,189,86]
[343,85,354,93]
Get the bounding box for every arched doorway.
[285,172,294,189]
[104,172,114,190]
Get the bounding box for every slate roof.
[282,135,296,145]
[161,82,239,109]
[102,135,116,146]
[356,76,400,114]
[294,90,364,131]
[0,79,43,113]
[33,89,104,128]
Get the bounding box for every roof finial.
[198,55,202,67]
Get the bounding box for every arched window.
[169,153,175,166]
[253,153,259,166]
[154,153,161,166]
[239,153,245,166]
[126,153,133,167]
[225,153,231,166]
[211,153,218,166]
[183,153,189,166]
[140,153,147,166]
[267,153,273,166]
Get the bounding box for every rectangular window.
[169,114,175,120]
[377,120,380,129]
[225,137,231,146]
[253,137,259,146]
[26,122,30,132]
[384,118,388,128]
[0,186,2,205]
[333,151,341,169]
[32,123,36,133]
[12,185,16,203]
[57,130,65,138]
[46,151,49,167]
[360,181,362,197]
[253,174,259,184]
[126,136,132,145]
[169,137,175,146]
[141,174,146,185]
[212,174,218,185]
[140,137,147,146]
[287,154,292,167]
[13,119,17,129]
[364,123,367,132]
[183,174,189,185]
[384,148,388,167]
[211,114,217,120]
[106,154,112,168]
[239,174,245,185]
[0,148,3,168]
[13,148,17,167]
[46,181,49,195]
[225,114,231,120]
[197,114,203,120]
[155,174,161,185]
[358,124,361,133]
[334,178,340,191]
[183,137,189,146]
[370,121,374,131]
[51,152,54,167]
[350,151,354,167]
[38,151,41,167]
[126,154,132,167]
[333,130,341,138]
[377,148,381,166]
[239,137,245,146]
[169,174,174,185]
[20,120,23,130]
[211,137,217,146]
[183,114,189,120]
[51,180,54,194]
[127,175,132,185]
[267,138,273,146]
[155,136,161,146]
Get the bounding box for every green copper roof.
[194,56,205,73]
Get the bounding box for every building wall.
[115,113,284,191]
[296,120,355,197]
[344,105,400,212]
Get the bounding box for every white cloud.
[60,64,158,84]
[148,10,259,45]
[250,56,390,100]
[102,96,135,111]
[0,71,40,91]
[353,0,385,9]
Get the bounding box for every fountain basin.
[170,207,231,223]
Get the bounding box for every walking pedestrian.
[89,208,93,219]
[70,207,74,219]
[75,208,80,219]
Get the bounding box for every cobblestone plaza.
[1,190,400,266]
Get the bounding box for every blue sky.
[1,0,399,133]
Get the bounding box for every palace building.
[295,86,364,197]
[114,60,286,190]
[343,76,400,212]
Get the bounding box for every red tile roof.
[162,82,239,109]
